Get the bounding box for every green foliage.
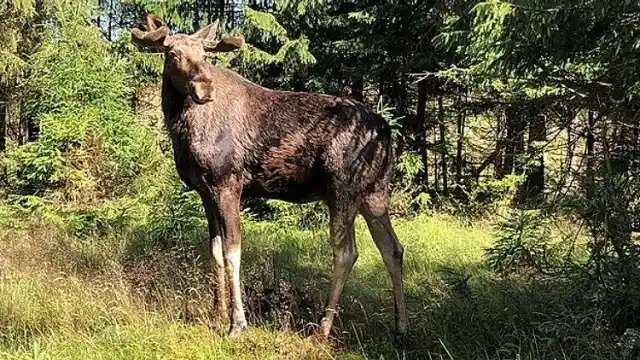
[465,174,525,216]
[0,0,36,14]
[276,0,325,16]
[110,28,164,86]
[486,209,554,275]
[234,7,316,90]
[259,200,329,230]
[395,151,423,187]
[242,7,288,43]
[374,99,433,216]
[467,1,514,71]
[0,0,37,85]
[2,1,640,358]
[1,195,624,359]
[437,0,640,109]
[1,0,156,198]
[374,99,403,141]
[145,184,206,248]
[3,140,64,193]
[22,8,131,115]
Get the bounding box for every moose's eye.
[169,48,184,57]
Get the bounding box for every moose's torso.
[162,65,392,203]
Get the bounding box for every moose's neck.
[161,73,186,121]
[161,55,196,135]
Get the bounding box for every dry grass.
[0,207,621,359]
[0,222,337,360]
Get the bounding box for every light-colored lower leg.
[211,183,247,338]
[226,244,247,337]
[362,199,408,335]
[210,235,228,322]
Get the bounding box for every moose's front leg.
[200,194,229,325]
[213,183,248,338]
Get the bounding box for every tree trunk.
[19,105,28,145]
[433,131,439,192]
[523,108,546,202]
[456,99,464,184]
[586,110,595,177]
[514,108,526,174]
[96,0,101,29]
[416,79,428,186]
[15,0,45,144]
[192,1,202,30]
[503,103,526,176]
[352,76,363,102]
[390,77,407,116]
[218,0,226,19]
[495,112,505,179]
[565,121,573,174]
[502,107,515,176]
[107,0,114,40]
[27,113,39,141]
[438,96,448,194]
[633,123,639,169]
[0,100,6,152]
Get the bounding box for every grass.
[0,204,621,360]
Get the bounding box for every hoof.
[228,324,247,338]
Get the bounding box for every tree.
[436,0,640,331]
[0,0,56,147]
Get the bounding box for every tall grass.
[0,203,622,359]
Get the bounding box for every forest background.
[1,0,640,359]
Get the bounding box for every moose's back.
[241,85,393,203]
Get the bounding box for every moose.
[130,14,408,340]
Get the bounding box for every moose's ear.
[191,19,219,42]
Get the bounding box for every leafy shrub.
[145,185,207,249]
[254,201,329,230]
[1,1,156,199]
[486,209,555,276]
[460,174,526,217]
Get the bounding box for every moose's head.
[130,14,244,104]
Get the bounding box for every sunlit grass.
[1,322,335,360]
[0,210,617,359]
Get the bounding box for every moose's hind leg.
[319,201,359,338]
[360,191,408,336]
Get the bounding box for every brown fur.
[131,15,408,340]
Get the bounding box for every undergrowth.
[0,194,624,360]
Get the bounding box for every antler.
[146,14,166,31]
[204,34,245,52]
[131,14,170,49]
